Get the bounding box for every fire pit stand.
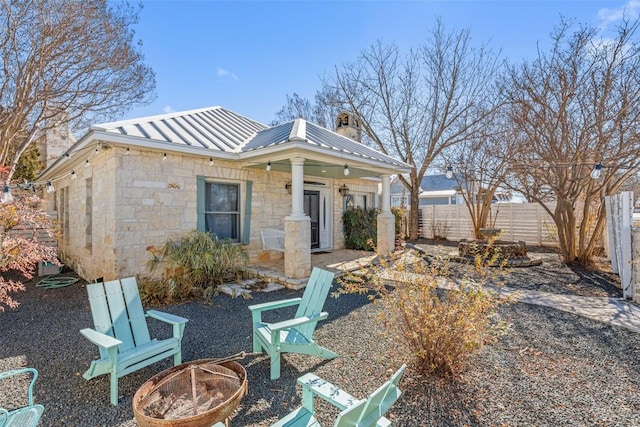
[133,354,247,427]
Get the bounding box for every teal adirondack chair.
[248,267,337,380]
[0,368,44,427]
[80,277,188,405]
[272,364,407,427]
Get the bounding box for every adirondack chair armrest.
[146,310,188,339]
[80,328,122,351]
[268,312,329,333]
[297,373,360,411]
[146,310,188,325]
[248,297,302,313]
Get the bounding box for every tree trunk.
[577,202,607,264]
[554,200,577,263]
[409,185,420,240]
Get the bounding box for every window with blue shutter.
[196,176,242,243]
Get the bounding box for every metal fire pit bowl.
[133,358,247,427]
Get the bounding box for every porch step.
[243,266,309,290]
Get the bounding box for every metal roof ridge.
[289,118,307,142]
[306,121,410,168]
[235,119,295,152]
[91,106,225,130]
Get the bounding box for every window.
[391,195,409,207]
[204,182,240,242]
[345,192,374,211]
[85,178,92,251]
[59,187,69,242]
[355,194,367,209]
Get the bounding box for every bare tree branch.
[325,18,502,239]
[0,0,156,182]
[503,17,640,263]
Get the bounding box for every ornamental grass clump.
[143,230,248,305]
[338,249,508,377]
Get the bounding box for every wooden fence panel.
[419,203,559,247]
[6,223,57,247]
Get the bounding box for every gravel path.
[1,247,639,426]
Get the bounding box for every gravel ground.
[1,245,639,426]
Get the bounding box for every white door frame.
[304,178,333,251]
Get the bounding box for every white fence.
[419,203,559,246]
[606,191,636,300]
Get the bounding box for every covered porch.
[244,249,378,290]
[241,118,411,280]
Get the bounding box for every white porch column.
[377,174,395,256]
[284,157,311,279]
[381,174,391,214]
[290,158,305,216]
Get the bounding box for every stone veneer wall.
[52,145,116,281]
[51,145,382,281]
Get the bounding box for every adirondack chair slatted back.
[334,365,406,427]
[87,278,151,356]
[294,267,335,338]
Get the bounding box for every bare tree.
[326,18,501,239]
[444,122,512,239]
[503,17,640,264]
[0,0,156,183]
[271,89,342,129]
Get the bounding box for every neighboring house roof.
[391,173,460,194]
[91,106,267,152]
[419,173,459,192]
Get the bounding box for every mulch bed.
[1,247,638,426]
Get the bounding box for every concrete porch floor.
[244,249,378,290]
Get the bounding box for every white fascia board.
[238,141,411,175]
[38,130,238,180]
[89,131,238,159]
[419,189,457,197]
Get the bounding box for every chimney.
[335,111,362,142]
[37,112,76,168]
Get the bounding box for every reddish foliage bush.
[0,193,58,311]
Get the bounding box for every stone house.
[38,106,411,282]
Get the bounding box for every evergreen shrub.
[342,207,378,250]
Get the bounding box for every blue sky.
[122,0,639,125]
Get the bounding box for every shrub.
[391,206,406,247]
[1,192,58,312]
[144,230,248,305]
[431,220,451,240]
[337,250,508,377]
[342,207,378,250]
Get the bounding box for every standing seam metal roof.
[241,119,408,168]
[92,107,409,170]
[92,106,267,152]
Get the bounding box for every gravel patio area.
[1,244,639,426]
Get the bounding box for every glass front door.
[304,190,320,249]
